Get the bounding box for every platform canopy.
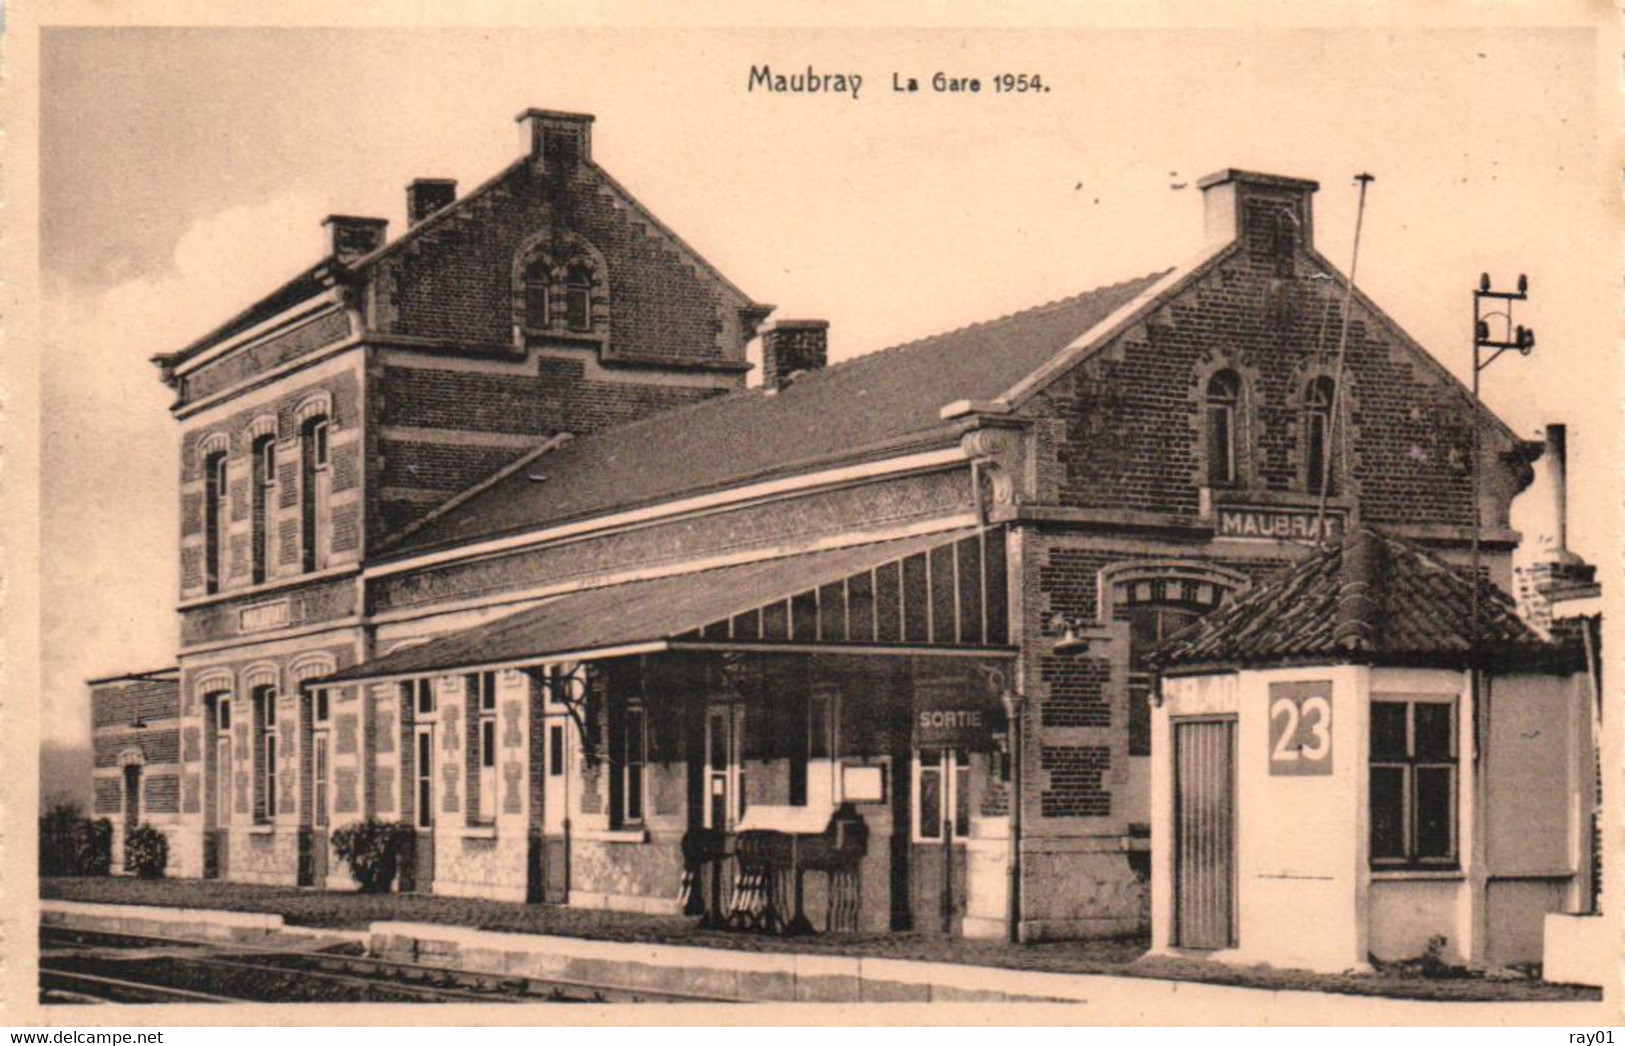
[317,527,1015,687]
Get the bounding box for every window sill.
[1369,867,1463,881]
[245,824,276,836]
[460,824,499,840]
[575,827,648,844]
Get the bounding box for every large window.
[1304,376,1337,496]
[251,435,276,584]
[516,240,604,337]
[1205,370,1241,487]
[614,704,646,827]
[252,685,276,823]
[204,451,228,594]
[1370,697,1457,868]
[471,672,498,824]
[564,264,593,331]
[915,749,971,841]
[301,416,331,573]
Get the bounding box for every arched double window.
[1304,376,1337,496]
[516,236,606,337]
[1205,370,1242,488]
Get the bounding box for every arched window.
[1205,370,1241,487]
[513,234,607,338]
[564,264,593,332]
[251,435,276,584]
[300,415,330,573]
[1304,376,1337,496]
[203,450,228,594]
[522,257,551,329]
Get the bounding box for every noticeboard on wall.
[1268,680,1333,775]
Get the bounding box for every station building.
[90,108,1566,945]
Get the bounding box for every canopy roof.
[320,527,1013,685]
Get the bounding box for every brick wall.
[93,729,180,769]
[368,160,756,364]
[181,576,358,647]
[91,676,180,729]
[1039,746,1112,818]
[1023,247,1523,531]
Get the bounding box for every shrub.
[82,819,114,876]
[39,803,114,877]
[124,824,169,879]
[330,819,413,893]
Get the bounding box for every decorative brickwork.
[1039,745,1112,818]
[182,774,201,814]
[144,773,181,814]
[184,311,351,404]
[335,767,359,814]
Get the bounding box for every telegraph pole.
[1466,272,1534,964]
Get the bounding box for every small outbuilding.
[1148,526,1593,973]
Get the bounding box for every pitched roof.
[382,271,1169,558]
[321,527,993,683]
[1153,526,1581,674]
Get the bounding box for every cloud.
[39,191,331,747]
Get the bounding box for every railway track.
[40,925,732,1004]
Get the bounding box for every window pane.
[1370,702,1408,760]
[1414,703,1453,760]
[482,719,495,768]
[525,283,548,328]
[1128,678,1152,757]
[627,764,643,821]
[566,286,591,331]
[918,763,942,839]
[1208,405,1234,485]
[1369,765,1406,860]
[548,725,564,776]
[808,695,832,760]
[625,709,644,766]
[1415,766,1455,859]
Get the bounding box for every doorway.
[1172,717,1236,949]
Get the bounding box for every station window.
[471,672,498,824]
[251,435,276,585]
[402,678,434,717]
[915,749,970,841]
[617,704,646,826]
[564,264,593,331]
[251,685,277,824]
[1205,370,1241,488]
[204,451,228,594]
[1304,376,1337,496]
[312,733,329,828]
[1370,697,1457,868]
[312,688,329,724]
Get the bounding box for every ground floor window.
[1369,696,1457,867]
[915,748,970,841]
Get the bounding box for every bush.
[124,824,169,879]
[82,819,113,876]
[330,819,413,893]
[39,803,113,877]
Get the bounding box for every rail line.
[40,924,733,1004]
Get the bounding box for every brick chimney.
[407,179,457,226]
[1199,169,1319,261]
[516,108,594,171]
[323,215,388,265]
[760,320,829,392]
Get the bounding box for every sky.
[35,22,1614,751]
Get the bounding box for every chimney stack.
[407,179,457,226]
[760,320,829,392]
[516,108,594,171]
[1199,169,1319,261]
[323,215,389,265]
[1542,423,1583,566]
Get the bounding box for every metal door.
[1173,717,1236,950]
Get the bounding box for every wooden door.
[1173,718,1236,950]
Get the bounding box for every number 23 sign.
[1268,681,1332,775]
